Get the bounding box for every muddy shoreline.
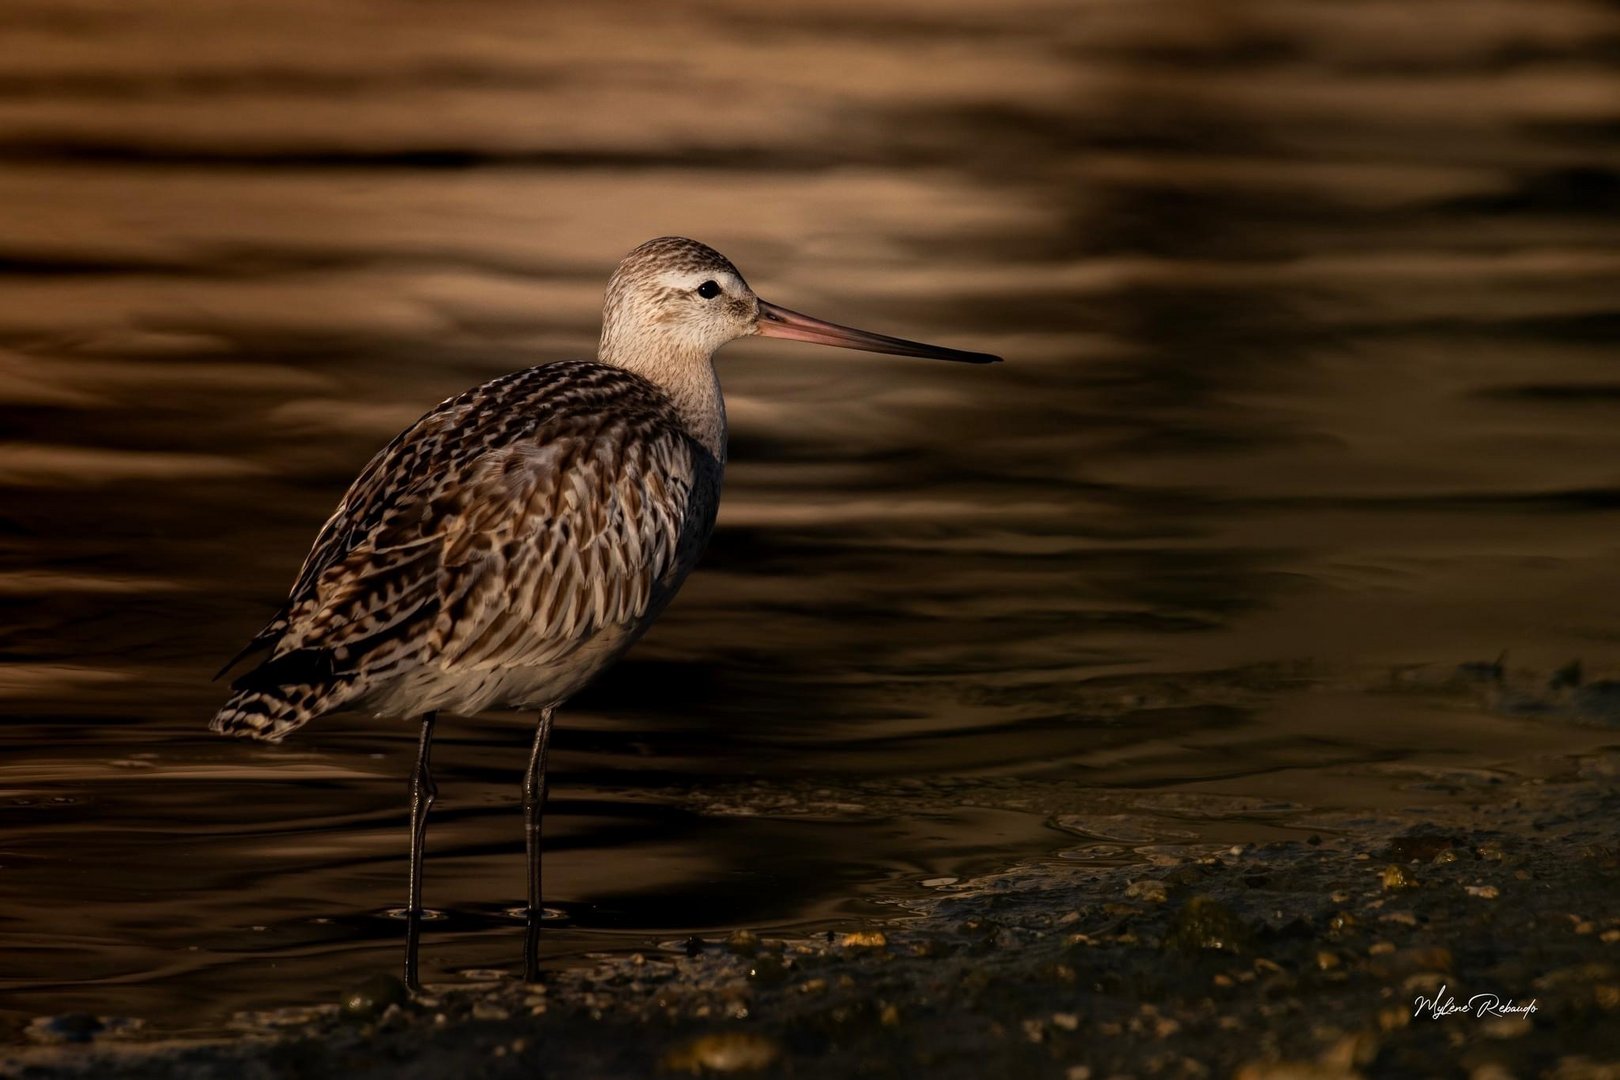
[9,741,1620,1080]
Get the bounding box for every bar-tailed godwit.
[212,236,1000,986]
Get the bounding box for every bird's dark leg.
[522,707,555,983]
[404,711,437,992]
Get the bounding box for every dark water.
[4,0,1620,1037]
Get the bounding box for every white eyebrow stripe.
[656,268,742,292]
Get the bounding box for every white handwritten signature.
[1413,984,1538,1020]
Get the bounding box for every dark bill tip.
[754,300,1002,364]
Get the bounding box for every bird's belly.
[360,618,645,719]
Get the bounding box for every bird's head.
[599,236,1002,370]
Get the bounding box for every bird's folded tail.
[210,683,341,743]
[210,648,358,742]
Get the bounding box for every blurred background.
[3,0,1620,1036]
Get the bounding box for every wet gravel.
[7,741,1620,1080]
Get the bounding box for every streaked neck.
[597,336,728,464]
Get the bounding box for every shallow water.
[3,0,1620,1037]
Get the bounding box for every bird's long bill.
[754,300,1001,364]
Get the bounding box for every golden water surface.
[2,0,1620,1034]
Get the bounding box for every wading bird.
[212,237,1000,987]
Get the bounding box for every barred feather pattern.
[212,360,722,741]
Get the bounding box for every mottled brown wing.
[429,424,696,672]
[218,406,463,673]
[235,361,701,685]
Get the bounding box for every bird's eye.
[696,280,721,299]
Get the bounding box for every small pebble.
[661,1031,782,1074]
[340,974,408,1021]
[1381,865,1418,890]
[1166,896,1251,954]
[1125,879,1169,903]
